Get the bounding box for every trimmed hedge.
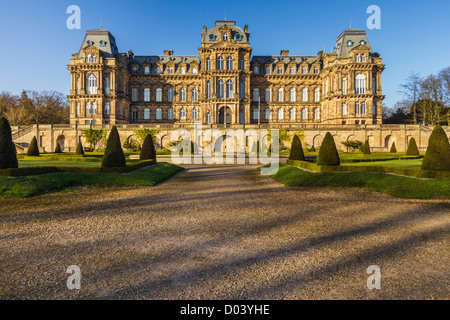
[289,135,305,161]
[27,136,39,157]
[0,160,155,177]
[422,125,450,171]
[317,132,340,166]
[102,126,126,168]
[75,141,85,155]
[363,140,371,154]
[390,142,397,153]
[140,134,157,161]
[406,137,420,156]
[287,159,450,179]
[54,143,62,153]
[0,117,18,169]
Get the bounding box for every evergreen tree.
[101,126,126,167]
[75,141,84,156]
[317,132,340,166]
[421,125,450,171]
[406,137,420,156]
[363,140,371,154]
[54,143,62,153]
[0,117,18,169]
[289,134,305,161]
[140,134,156,161]
[27,136,39,156]
[390,142,397,153]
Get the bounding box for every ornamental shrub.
[390,142,397,153]
[140,134,156,161]
[316,132,340,166]
[54,143,62,153]
[289,134,305,161]
[406,137,420,156]
[0,117,18,169]
[101,126,126,168]
[363,140,371,154]
[421,125,450,171]
[27,136,39,156]
[75,141,85,155]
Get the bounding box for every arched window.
[192,66,198,74]
[206,112,212,124]
[132,66,138,75]
[254,66,259,74]
[314,88,320,102]
[131,88,138,101]
[179,108,186,120]
[156,108,162,120]
[206,81,211,99]
[223,33,229,41]
[289,108,296,120]
[86,74,97,94]
[192,108,198,120]
[217,80,224,98]
[206,58,211,71]
[86,54,91,63]
[355,74,366,94]
[361,101,366,114]
[131,108,138,120]
[144,66,150,74]
[265,88,271,102]
[302,66,307,74]
[278,66,283,74]
[144,88,150,102]
[277,88,284,102]
[92,55,97,63]
[314,108,320,120]
[361,54,366,63]
[144,108,150,120]
[290,66,295,74]
[180,67,186,74]
[226,80,234,98]
[314,66,319,74]
[168,108,174,120]
[156,66,161,75]
[355,102,360,114]
[301,108,308,120]
[192,88,198,102]
[342,103,348,115]
[253,108,259,120]
[253,88,259,102]
[180,88,186,102]
[239,81,245,99]
[265,66,271,74]
[239,58,245,70]
[290,88,296,102]
[355,54,360,63]
[226,57,233,70]
[104,102,110,115]
[168,88,174,102]
[277,108,284,120]
[217,57,224,70]
[156,88,162,102]
[265,108,271,120]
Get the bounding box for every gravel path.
[0,165,449,299]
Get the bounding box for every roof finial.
[349,18,352,30]
[100,16,103,29]
[225,7,227,21]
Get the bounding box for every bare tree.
[399,72,422,124]
[420,75,445,124]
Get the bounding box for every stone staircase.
[12,125,34,140]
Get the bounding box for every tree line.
[0,90,69,126]
[384,66,450,125]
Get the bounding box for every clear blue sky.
[1,0,449,108]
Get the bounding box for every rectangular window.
[168,89,174,102]
[239,81,245,99]
[76,103,80,116]
[92,102,97,114]
[104,102,110,115]
[132,89,138,102]
[105,77,110,95]
[85,102,91,114]
[156,89,162,102]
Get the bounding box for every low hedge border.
[0,160,155,177]
[340,156,422,163]
[287,160,450,179]
[18,156,101,162]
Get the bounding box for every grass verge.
[271,164,450,199]
[0,162,184,198]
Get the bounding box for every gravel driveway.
[0,165,449,299]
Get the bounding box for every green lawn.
[0,162,184,198]
[270,164,450,199]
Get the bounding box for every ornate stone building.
[67,20,385,126]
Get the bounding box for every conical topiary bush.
[289,134,305,161]
[363,140,371,154]
[406,137,420,156]
[140,134,156,161]
[54,143,62,153]
[317,132,340,166]
[421,125,450,171]
[27,136,39,156]
[101,126,126,168]
[390,142,397,153]
[0,117,18,169]
[75,141,84,156]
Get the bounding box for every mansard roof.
[203,20,249,43]
[133,55,200,65]
[251,55,318,65]
[333,29,373,58]
[77,29,119,58]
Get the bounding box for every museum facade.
[67,20,385,127]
